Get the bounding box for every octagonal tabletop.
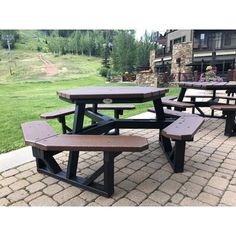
[177,81,236,90]
[57,86,168,103]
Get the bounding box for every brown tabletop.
[57,86,168,103]
[177,81,236,90]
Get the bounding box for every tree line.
[0,30,159,75]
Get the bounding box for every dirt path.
[38,53,58,76]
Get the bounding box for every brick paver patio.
[1,110,236,206]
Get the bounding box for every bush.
[99,67,109,77]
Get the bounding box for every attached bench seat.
[40,104,136,134]
[160,116,204,172]
[161,116,204,141]
[21,121,148,197]
[211,105,236,136]
[148,107,198,118]
[148,105,204,172]
[161,99,195,111]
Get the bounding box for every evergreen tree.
[112,30,136,73]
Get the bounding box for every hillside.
[0,49,102,84]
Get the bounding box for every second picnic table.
[175,81,236,117]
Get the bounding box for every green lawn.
[0,51,180,154]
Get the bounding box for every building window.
[173,37,182,44]
[182,36,186,42]
[200,33,207,48]
[215,32,222,49]
[224,32,231,46]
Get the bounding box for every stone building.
[151,30,236,81]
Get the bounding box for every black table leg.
[66,104,86,179]
[177,88,187,101]
[153,98,165,121]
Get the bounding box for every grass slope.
[0,49,179,154]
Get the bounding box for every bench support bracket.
[160,135,186,173]
[32,147,120,197]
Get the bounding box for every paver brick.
[189,175,208,186]
[126,189,147,204]
[128,170,149,184]
[150,169,171,182]
[95,196,115,206]
[2,169,19,177]
[127,160,146,171]
[15,170,34,179]
[7,189,29,202]
[29,195,58,206]
[12,201,28,206]
[197,192,220,206]
[26,182,46,193]
[120,167,135,175]
[180,197,208,206]
[17,162,35,172]
[112,187,127,201]
[53,186,82,204]
[9,179,30,191]
[27,174,45,183]
[42,177,59,185]
[140,166,157,175]
[149,190,170,205]
[194,170,213,179]
[159,179,182,196]
[62,196,87,206]
[208,176,229,191]
[0,198,10,206]
[115,159,131,169]
[170,173,189,184]
[43,184,63,196]
[136,179,160,194]
[118,179,137,191]
[140,198,161,206]
[171,193,184,204]
[0,186,13,198]
[179,182,202,198]
[24,192,43,203]
[113,198,136,206]
[204,186,224,198]
[0,176,18,187]
[221,191,236,206]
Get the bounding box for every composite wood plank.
[162,116,204,141]
[162,100,195,108]
[57,86,168,100]
[211,105,236,111]
[40,104,136,119]
[21,121,57,146]
[148,108,198,117]
[34,135,149,152]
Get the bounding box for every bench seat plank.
[148,108,198,117]
[211,105,236,111]
[162,99,195,108]
[40,104,135,119]
[35,134,148,152]
[162,116,204,141]
[162,96,177,101]
[21,121,57,146]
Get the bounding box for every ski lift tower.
[1,34,14,75]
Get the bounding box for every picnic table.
[175,81,236,117]
[21,86,204,197]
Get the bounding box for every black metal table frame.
[177,87,236,118]
[34,96,184,197]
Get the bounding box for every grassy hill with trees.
[0,30,178,153]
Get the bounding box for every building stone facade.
[171,42,193,81]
